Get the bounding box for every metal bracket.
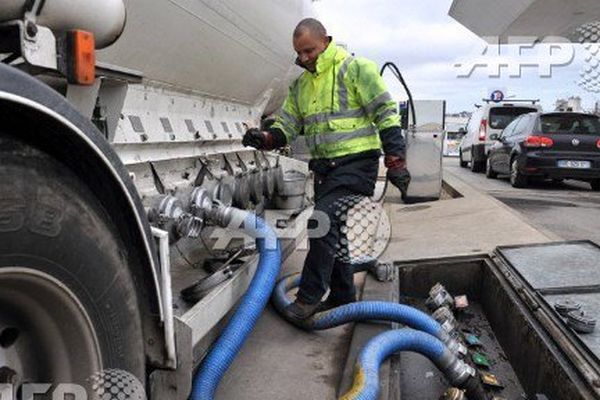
[151,227,177,369]
[17,0,59,70]
[0,20,58,70]
[235,152,248,173]
[149,318,192,400]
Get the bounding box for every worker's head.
[293,18,330,73]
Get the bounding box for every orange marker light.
[71,30,96,85]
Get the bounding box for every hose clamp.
[204,201,234,228]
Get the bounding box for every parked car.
[459,100,542,172]
[486,112,600,190]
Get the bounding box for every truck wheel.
[0,136,145,393]
[510,158,528,188]
[591,179,600,191]
[459,149,468,168]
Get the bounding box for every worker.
[243,18,410,321]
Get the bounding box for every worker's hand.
[243,128,269,149]
[385,155,411,200]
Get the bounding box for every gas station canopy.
[449,0,600,43]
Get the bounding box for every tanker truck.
[4,2,600,400]
[0,1,316,398]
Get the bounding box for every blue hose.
[340,329,447,400]
[273,273,443,339]
[272,273,483,399]
[191,212,281,400]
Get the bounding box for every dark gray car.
[486,112,600,190]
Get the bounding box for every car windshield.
[489,107,537,130]
[540,114,600,135]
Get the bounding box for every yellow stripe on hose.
[339,365,366,400]
[286,276,298,286]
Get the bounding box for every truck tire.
[591,179,600,191]
[0,136,145,393]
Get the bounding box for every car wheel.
[510,158,528,188]
[459,149,468,168]
[485,157,498,179]
[0,136,146,392]
[591,179,600,191]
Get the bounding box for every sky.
[313,0,599,113]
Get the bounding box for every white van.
[459,100,542,172]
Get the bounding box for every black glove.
[242,128,267,149]
[387,168,411,200]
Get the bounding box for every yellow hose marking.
[339,365,365,400]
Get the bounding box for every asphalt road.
[444,157,600,244]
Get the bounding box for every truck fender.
[0,62,167,366]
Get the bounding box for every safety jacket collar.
[315,39,342,75]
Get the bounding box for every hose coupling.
[439,351,476,386]
[204,201,235,228]
[432,306,457,334]
[444,337,468,358]
[426,283,455,311]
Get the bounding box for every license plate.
[557,160,591,169]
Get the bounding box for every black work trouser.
[296,189,356,305]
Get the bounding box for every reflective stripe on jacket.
[271,41,401,159]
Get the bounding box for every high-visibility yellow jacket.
[271,41,402,160]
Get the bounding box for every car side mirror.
[490,133,500,141]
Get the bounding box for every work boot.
[316,295,356,313]
[283,299,320,322]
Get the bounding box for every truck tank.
[0,2,316,398]
[98,0,313,114]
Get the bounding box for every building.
[444,113,471,156]
[555,96,583,112]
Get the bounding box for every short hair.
[293,18,327,39]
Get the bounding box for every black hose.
[373,62,415,203]
[380,62,416,128]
